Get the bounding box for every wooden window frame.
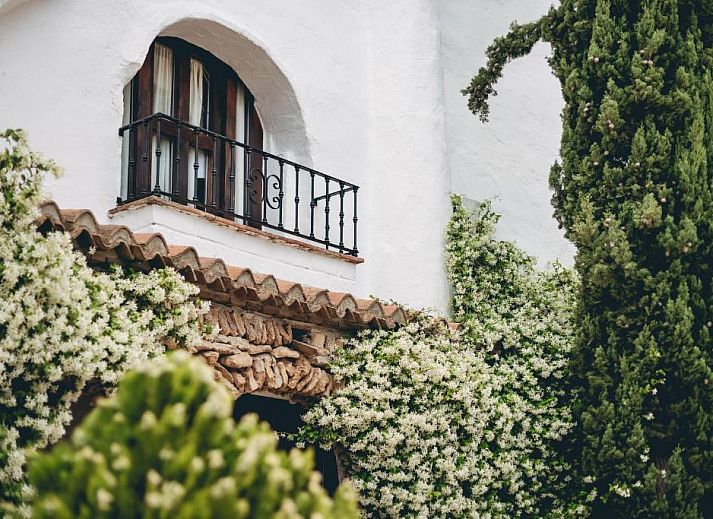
[126,37,263,226]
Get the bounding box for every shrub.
[0,130,207,509]
[28,351,360,519]
[297,198,578,518]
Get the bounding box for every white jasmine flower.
[96,488,114,511]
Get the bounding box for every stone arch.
[200,304,344,488]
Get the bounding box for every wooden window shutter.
[133,43,154,195]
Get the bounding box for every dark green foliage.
[465,1,713,517]
[27,351,359,519]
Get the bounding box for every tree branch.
[462,19,546,122]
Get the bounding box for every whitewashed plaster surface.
[439,0,576,267]
[0,0,572,314]
[111,204,358,293]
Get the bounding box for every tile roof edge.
[109,196,365,265]
[37,201,405,330]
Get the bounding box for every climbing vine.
[447,195,581,516]
[0,130,208,512]
[298,196,579,518]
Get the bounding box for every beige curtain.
[151,43,173,193]
[233,82,246,215]
[188,59,203,126]
[152,43,173,115]
[187,58,207,203]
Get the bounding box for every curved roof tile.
[37,201,406,329]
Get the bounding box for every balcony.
[118,113,359,256]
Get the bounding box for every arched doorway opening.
[233,394,340,494]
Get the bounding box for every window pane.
[120,82,132,199]
[202,69,210,129]
[234,82,246,215]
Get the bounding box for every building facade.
[0,0,572,314]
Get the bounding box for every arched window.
[120,37,264,223]
[118,35,360,256]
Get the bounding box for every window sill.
[108,196,364,265]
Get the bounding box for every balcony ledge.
[109,196,364,265]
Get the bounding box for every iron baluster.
[142,120,150,195]
[324,178,330,249]
[352,186,359,255]
[278,160,284,229]
[211,136,217,208]
[193,129,199,204]
[309,171,316,238]
[229,142,235,217]
[128,127,136,199]
[262,153,268,225]
[245,148,252,219]
[339,181,345,252]
[293,165,300,233]
[153,118,162,195]
[173,124,181,197]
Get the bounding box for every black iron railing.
[118,113,359,255]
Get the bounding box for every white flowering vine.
[446,196,582,517]
[0,130,208,510]
[298,195,581,517]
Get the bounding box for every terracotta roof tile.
[38,201,406,329]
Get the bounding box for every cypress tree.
[464,1,713,517]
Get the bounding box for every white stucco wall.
[0,0,571,314]
[439,0,576,266]
[361,0,450,312]
[110,204,359,293]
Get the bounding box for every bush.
[28,351,359,519]
[0,130,207,509]
[297,198,578,518]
